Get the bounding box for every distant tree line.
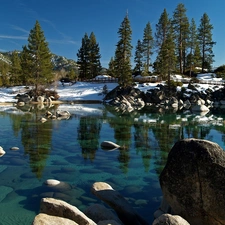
[0,3,217,89]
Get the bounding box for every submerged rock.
[91,182,148,225]
[43,179,72,191]
[0,147,6,157]
[100,141,121,150]
[84,204,123,224]
[10,147,19,151]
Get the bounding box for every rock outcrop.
[39,198,97,225]
[32,213,79,225]
[160,138,225,225]
[153,214,190,225]
[104,83,225,112]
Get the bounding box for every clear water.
[0,104,225,225]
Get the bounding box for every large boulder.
[91,182,148,225]
[32,213,78,225]
[160,138,225,225]
[153,214,190,225]
[39,198,96,225]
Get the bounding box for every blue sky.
[1,0,225,69]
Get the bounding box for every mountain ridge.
[0,51,78,71]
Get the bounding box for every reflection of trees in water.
[151,123,179,176]
[8,109,53,179]
[77,116,101,161]
[133,123,151,172]
[184,123,211,140]
[21,114,53,179]
[108,115,132,173]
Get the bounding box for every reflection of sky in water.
[0,107,224,224]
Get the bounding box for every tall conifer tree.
[155,9,170,50]
[156,24,176,83]
[133,39,143,75]
[142,22,154,73]
[186,18,200,75]
[89,32,101,78]
[77,33,90,79]
[20,45,32,86]
[27,20,53,92]
[108,57,116,77]
[10,51,22,85]
[172,3,189,74]
[114,14,133,87]
[198,13,215,72]
[154,9,173,76]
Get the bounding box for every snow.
[0,73,223,105]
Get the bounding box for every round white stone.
[44,179,60,186]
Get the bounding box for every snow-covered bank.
[0,73,224,104]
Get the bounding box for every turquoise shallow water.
[0,105,225,224]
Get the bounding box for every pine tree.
[0,61,10,86]
[172,3,189,74]
[67,69,77,81]
[20,45,32,85]
[114,14,133,87]
[186,18,198,75]
[155,9,170,50]
[10,51,22,85]
[133,39,143,75]
[193,44,202,69]
[77,32,101,79]
[77,33,90,79]
[154,9,173,76]
[89,32,101,78]
[108,57,116,77]
[155,23,176,84]
[142,22,154,73]
[27,21,53,92]
[198,13,216,72]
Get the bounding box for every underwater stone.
[44,179,61,186]
[100,141,120,149]
[91,182,148,225]
[0,148,5,157]
[43,179,72,191]
[84,203,123,224]
[10,147,19,151]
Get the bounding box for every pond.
[0,103,225,224]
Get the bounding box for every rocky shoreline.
[103,83,225,113]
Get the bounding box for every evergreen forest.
[0,3,221,89]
